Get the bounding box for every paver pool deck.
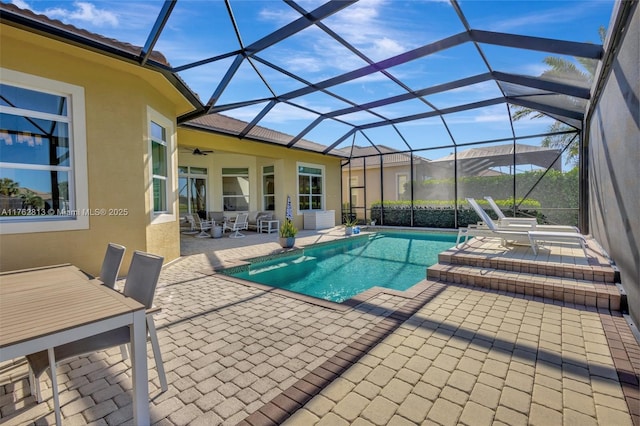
[0,227,638,425]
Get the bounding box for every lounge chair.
[484,196,580,232]
[224,212,249,238]
[458,198,590,257]
[483,196,540,226]
[468,198,579,233]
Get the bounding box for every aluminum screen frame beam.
[140,0,176,66]
[470,29,603,59]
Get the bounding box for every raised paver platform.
[429,237,623,311]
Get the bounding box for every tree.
[511,27,605,167]
[20,189,44,210]
[0,178,20,197]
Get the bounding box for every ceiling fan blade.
[192,148,213,155]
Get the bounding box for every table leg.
[48,348,62,425]
[130,309,149,425]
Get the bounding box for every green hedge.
[407,169,578,226]
[368,199,542,228]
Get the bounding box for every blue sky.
[11,0,615,157]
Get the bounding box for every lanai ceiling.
[2,0,612,158]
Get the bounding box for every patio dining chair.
[98,242,126,289]
[26,251,168,409]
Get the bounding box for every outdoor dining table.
[0,264,150,425]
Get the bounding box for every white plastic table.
[259,219,280,234]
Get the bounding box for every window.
[147,107,175,223]
[222,167,249,211]
[297,163,324,211]
[0,68,88,234]
[151,122,167,212]
[397,174,408,199]
[179,166,207,217]
[262,165,274,211]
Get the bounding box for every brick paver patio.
[1,227,638,425]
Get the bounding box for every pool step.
[438,247,617,283]
[427,263,623,311]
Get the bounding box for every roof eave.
[0,7,204,113]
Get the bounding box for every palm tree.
[0,178,20,197]
[20,189,44,210]
[511,27,605,167]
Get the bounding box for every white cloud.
[258,0,417,78]
[11,0,30,10]
[15,1,120,27]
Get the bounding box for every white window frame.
[262,165,275,211]
[396,173,409,199]
[296,162,325,212]
[148,107,175,224]
[0,68,89,234]
[222,167,250,212]
[178,166,208,217]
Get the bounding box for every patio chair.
[208,211,226,226]
[223,212,249,238]
[27,251,168,407]
[181,214,198,234]
[98,242,126,289]
[247,211,272,231]
[192,214,212,238]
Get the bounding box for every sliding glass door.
[178,166,207,218]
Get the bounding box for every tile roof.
[184,114,346,157]
[0,2,170,66]
[1,2,346,158]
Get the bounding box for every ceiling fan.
[192,148,213,156]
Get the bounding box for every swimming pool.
[225,231,457,303]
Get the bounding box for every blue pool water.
[226,231,457,303]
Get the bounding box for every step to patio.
[427,263,623,311]
[438,247,618,283]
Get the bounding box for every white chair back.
[484,196,506,219]
[466,198,498,230]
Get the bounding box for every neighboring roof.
[339,145,430,168]
[432,143,562,162]
[429,143,562,176]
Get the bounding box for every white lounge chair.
[468,198,579,233]
[484,196,580,232]
[458,198,590,257]
[484,196,540,226]
[224,212,249,238]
